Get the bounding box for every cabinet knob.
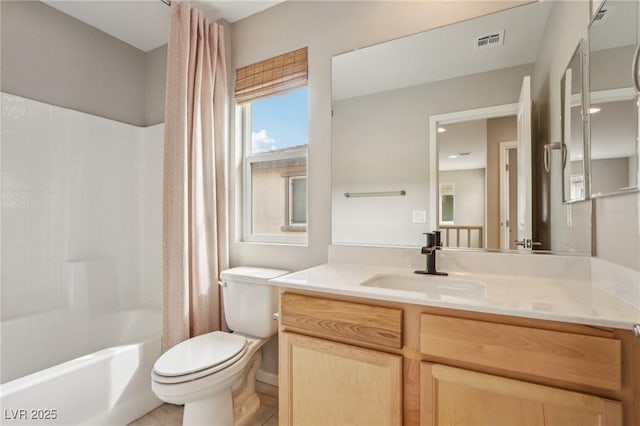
[273,313,280,320]
[633,324,640,340]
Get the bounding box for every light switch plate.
[413,210,427,224]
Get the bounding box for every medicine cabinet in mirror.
[588,0,640,198]
[561,41,588,203]
[331,1,593,254]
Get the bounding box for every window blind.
[234,47,308,104]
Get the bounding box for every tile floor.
[128,382,278,426]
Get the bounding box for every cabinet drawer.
[280,293,403,349]
[420,314,621,391]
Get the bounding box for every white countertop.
[269,263,640,331]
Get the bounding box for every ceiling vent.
[473,30,504,50]
[591,5,615,26]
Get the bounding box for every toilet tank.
[219,267,289,338]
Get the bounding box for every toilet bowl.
[151,267,289,426]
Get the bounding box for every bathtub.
[0,308,163,425]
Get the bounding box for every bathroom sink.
[360,274,485,298]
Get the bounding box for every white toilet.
[151,267,289,426]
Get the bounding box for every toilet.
[151,267,289,426]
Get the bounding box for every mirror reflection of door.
[437,121,486,249]
[561,42,587,203]
[516,75,532,249]
[499,142,518,250]
[437,114,520,250]
[435,76,531,251]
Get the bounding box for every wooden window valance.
[234,47,308,104]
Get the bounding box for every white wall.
[595,191,640,271]
[1,93,140,318]
[229,0,530,272]
[140,124,165,307]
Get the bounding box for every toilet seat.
[152,331,248,384]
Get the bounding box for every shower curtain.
[162,1,228,352]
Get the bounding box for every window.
[236,48,308,244]
[285,174,307,230]
[241,88,308,243]
[439,182,455,224]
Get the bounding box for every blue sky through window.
[251,88,308,153]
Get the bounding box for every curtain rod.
[161,0,171,6]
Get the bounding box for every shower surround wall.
[0,93,163,382]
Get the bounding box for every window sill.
[280,225,307,232]
[238,237,309,247]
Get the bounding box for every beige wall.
[0,1,146,126]
[591,158,630,196]
[144,45,167,126]
[486,116,517,249]
[251,164,306,237]
[0,1,177,127]
[590,45,637,92]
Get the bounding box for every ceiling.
[41,0,284,52]
[589,0,638,52]
[332,1,553,101]
[438,120,488,171]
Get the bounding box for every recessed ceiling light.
[448,154,458,159]
[589,106,601,114]
[438,127,447,133]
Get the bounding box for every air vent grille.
[473,30,504,50]
[592,5,615,26]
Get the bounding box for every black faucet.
[415,231,448,276]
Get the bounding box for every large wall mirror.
[331,2,591,253]
[588,0,639,197]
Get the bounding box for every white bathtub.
[0,308,163,425]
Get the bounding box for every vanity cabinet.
[277,290,637,426]
[278,292,403,426]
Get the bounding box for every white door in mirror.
[516,75,532,250]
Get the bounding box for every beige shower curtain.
[162,2,228,352]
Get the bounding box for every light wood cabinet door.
[420,363,622,426]
[279,331,402,426]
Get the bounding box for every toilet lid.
[154,331,247,377]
